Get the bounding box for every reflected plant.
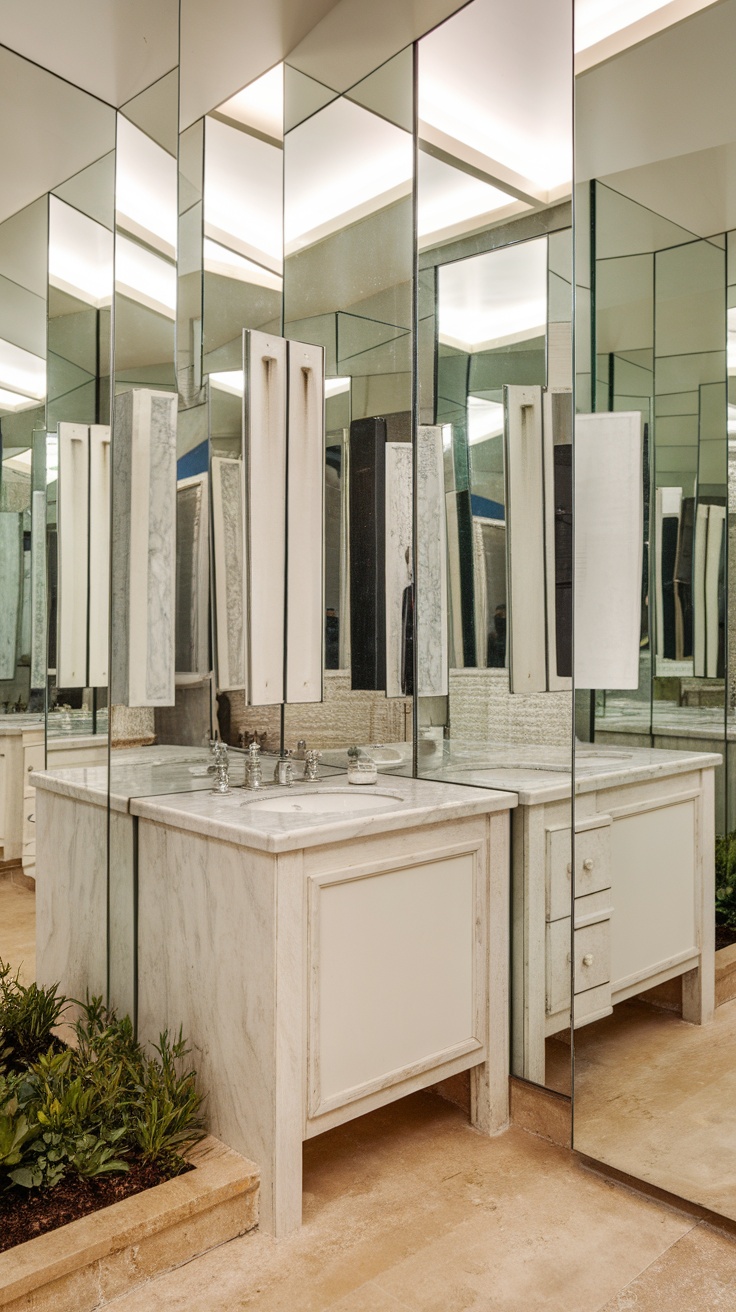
[715,831,736,930]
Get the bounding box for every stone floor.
[574,996,736,1222]
[6,879,736,1309]
[105,1095,736,1311]
[0,874,35,983]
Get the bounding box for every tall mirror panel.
[573,0,735,1220]
[414,0,575,1100]
[0,48,115,1011]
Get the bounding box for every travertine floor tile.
[599,1224,736,1310]
[575,999,736,1219]
[105,1095,699,1312]
[0,878,35,982]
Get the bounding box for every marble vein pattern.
[88,424,111,687]
[417,427,448,698]
[18,529,31,662]
[385,444,412,699]
[57,422,90,687]
[35,790,107,1005]
[145,394,177,704]
[211,457,245,691]
[111,390,177,708]
[128,774,516,854]
[417,739,722,805]
[136,821,284,1226]
[175,475,209,675]
[30,490,47,691]
[0,512,22,679]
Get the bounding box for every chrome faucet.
[244,741,263,791]
[294,739,308,760]
[303,749,321,781]
[274,750,294,786]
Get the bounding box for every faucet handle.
[303,749,322,781]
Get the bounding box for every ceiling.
[0,0,178,107]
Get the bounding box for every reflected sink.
[242,789,403,816]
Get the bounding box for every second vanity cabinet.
[111,778,513,1237]
[509,751,719,1084]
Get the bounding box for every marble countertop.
[128,773,517,854]
[0,716,43,736]
[392,741,722,805]
[30,746,343,812]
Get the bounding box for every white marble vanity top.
[0,715,43,735]
[381,741,722,805]
[30,746,342,813]
[127,773,517,853]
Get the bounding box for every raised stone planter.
[0,1137,259,1312]
[716,943,736,1007]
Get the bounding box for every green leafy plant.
[0,964,67,1070]
[0,964,205,1197]
[715,830,736,930]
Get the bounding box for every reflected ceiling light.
[115,236,176,318]
[729,406,736,436]
[49,197,113,307]
[116,117,177,253]
[418,153,519,243]
[418,80,571,194]
[325,377,351,398]
[1,448,55,481]
[441,424,453,451]
[0,339,46,401]
[575,0,674,48]
[284,100,412,250]
[205,118,283,271]
[203,239,282,292]
[210,370,244,396]
[217,64,284,142]
[438,239,548,353]
[467,396,505,445]
[574,0,719,54]
[0,387,39,413]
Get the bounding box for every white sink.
[242,789,403,816]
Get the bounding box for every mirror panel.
[414,0,574,1098]
[573,0,735,1222]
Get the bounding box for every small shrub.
[0,965,205,1195]
[716,831,736,931]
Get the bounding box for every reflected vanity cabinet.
[512,756,718,1085]
[0,724,44,877]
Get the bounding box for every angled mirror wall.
[573,0,736,1224]
[413,0,575,1101]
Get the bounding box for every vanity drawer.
[546,910,611,1016]
[575,820,611,900]
[574,919,610,994]
[546,917,572,1016]
[573,982,612,1028]
[546,819,611,922]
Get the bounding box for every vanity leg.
[471,811,510,1135]
[261,853,305,1238]
[683,769,715,1026]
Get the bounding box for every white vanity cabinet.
[0,722,44,874]
[127,778,515,1236]
[0,724,108,878]
[509,751,719,1084]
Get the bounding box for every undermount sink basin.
[242,789,403,816]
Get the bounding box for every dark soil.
[716,923,736,951]
[0,1159,188,1252]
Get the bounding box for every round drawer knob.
[583,858,594,871]
[582,953,594,967]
